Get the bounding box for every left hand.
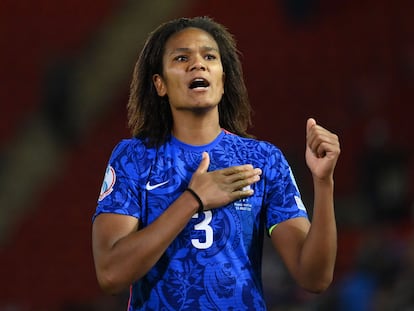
[305,118,340,181]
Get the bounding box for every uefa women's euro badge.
[98,165,116,201]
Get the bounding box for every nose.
[190,56,206,71]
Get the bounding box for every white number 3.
[191,210,213,249]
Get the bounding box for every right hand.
[188,152,262,210]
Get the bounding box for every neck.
[171,108,221,145]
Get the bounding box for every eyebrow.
[168,46,219,56]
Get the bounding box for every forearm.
[94,191,199,294]
[298,178,337,292]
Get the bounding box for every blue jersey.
[94,130,308,310]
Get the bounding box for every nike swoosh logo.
[146,180,169,191]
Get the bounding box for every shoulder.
[109,138,157,160]
[223,131,282,156]
[106,138,159,175]
[112,137,147,153]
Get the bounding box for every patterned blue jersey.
[94,130,308,310]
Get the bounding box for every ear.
[222,72,225,95]
[153,74,167,96]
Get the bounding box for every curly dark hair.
[127,16,253,147]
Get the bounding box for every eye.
[205,54,217,60]
[174,55,188,62]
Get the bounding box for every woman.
[92,16,340,310]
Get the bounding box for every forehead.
[164,27,219,53]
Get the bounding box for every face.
[153,27,225,111]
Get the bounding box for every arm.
[270,118,340,293]
[92,190,200,294]
[92,152,262,294]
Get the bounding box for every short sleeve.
[92,140,141,221]
[264,146,308,235]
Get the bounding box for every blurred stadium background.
[0,0,413,310]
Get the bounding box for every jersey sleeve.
[92,139,141,221]
[263,145,308,236]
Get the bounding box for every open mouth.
[189,78,210,89]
